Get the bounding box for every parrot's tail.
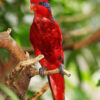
[48,73,65,100]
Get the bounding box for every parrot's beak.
[30,4,37,12]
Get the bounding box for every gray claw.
[59,64,64,75]
[39,67,47,77]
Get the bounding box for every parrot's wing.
[39,17,64,63]
[39,17,63,48]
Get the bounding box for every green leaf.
[72,87,89,100]
[0,83,20,100]
[97,79,100,87]
[0,94,3,100]
[27,90,35,99]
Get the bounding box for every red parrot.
[29,0,65,100]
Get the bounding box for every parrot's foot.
[39,67,47,77]
[59,64,64,75]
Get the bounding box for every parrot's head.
[30,0,52,18]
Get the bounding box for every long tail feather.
[48,73,65,100]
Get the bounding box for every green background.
[0,0,100,100]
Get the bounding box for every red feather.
[29,1,65,100]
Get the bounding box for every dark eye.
[38,1,44,6]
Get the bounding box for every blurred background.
[0,0,100,100]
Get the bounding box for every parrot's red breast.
[29,0,65,100]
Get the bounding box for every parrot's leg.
[39,67,47,76]
[59,64,64,75]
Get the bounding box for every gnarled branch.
[0,29,71,100]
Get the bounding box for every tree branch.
[65,26,93,37]
[64,29,100,50]
[0,28,71,100]
[0,55,15,82]
[6,55,44,87]
[29,82,49,100]
[30,66,71,77]
[0,28,26,61]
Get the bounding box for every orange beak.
[30,4,37,12]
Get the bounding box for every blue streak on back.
[38,1,55,21]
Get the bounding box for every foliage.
[0,83,20,100]
[97,80,100,87]
[0,0,100,100]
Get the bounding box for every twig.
[30,67,71,77]
[64,29,100,50]
[29,82,49,100]
[67,26,93,37]
[20,55,44,67]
